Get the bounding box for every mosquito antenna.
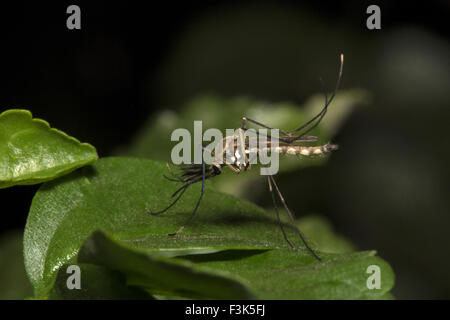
[290,53,344,137]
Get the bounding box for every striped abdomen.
[272,144,338,156]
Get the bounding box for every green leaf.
[176,248,394,299]
[24,157,275,298]
[78,231,393,300]
[296,214,356,254]
[77,231,255,299]
[0,231,34,299]
[48,263,154,300]
[24,157,394,299]
[0,109,98,189]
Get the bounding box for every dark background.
[1,1,449,299]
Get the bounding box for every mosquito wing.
[246,135,318,147]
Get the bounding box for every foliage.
[23,157,394,299]
[0,97,393,299]
[0,110,97,189]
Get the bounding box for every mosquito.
[148,54,344,262]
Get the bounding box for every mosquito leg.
[162,175,182,182]
[225,163,241,173]
[168,146,207,236]
[287,80,329,138]
[288,54,343,137]
[241,117,295,144]
[242,117,290,136]
[269,175,322,261]
[237,128,249,167]
[242,117,318,145]
[241,116,247,130]
[267,176,294,249]
[165,162,185,182]
[148,184,189,215]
